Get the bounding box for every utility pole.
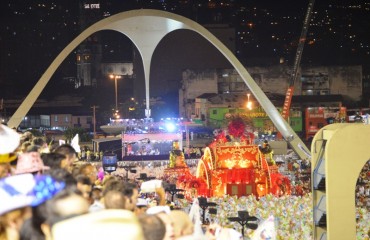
[109,74,122,113]
[91,105,99,139]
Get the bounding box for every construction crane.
[281,0,316,120]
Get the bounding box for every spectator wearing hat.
[140,180,167,207]
[0,174,34,240]
[19,175,65,240]
[0,124,21,178]
[0,174,65,240]
[51,210,144,240]
[135,198,148,216]
[14,152,50,175]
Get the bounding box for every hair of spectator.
[53,144,77,158]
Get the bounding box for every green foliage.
[64,127,92,142]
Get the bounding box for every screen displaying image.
[102,154,117,172]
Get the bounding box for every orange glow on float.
[164,116,291,199]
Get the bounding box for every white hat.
[140,179,162,193]
[0,174,35,215]
[52,209,144,240]
[136,198,148,207]
[218,228,242,240]
[146,205,171,215]
[0,174,65,215]
[0,124,20,154]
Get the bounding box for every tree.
[64,127,92,143]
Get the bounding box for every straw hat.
[14,152,50,174]
[0,124,20,163]
[52,209,144,240]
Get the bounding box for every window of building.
[87,117,92,124]
[212,109,217,115]
[65,116,69,122]
[54,116,58,122]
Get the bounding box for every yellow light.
[246,93,252,110]
[109,74,121,80]
[247,101,252,110]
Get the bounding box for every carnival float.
[164,116,291,199]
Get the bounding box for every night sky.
[0,0,369,113]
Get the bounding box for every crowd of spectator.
[279,155,369,209]
[356,161,370,209]
[0,124,242,240]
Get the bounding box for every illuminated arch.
[8,9,309,158]
[196,158,211,189]
[202,147,215,170]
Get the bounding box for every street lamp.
[109,74,122,112]
[246,93,252,110]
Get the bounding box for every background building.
[0,0,369,122]
[180,65,362,120]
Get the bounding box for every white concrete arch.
[8,9,310,159]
